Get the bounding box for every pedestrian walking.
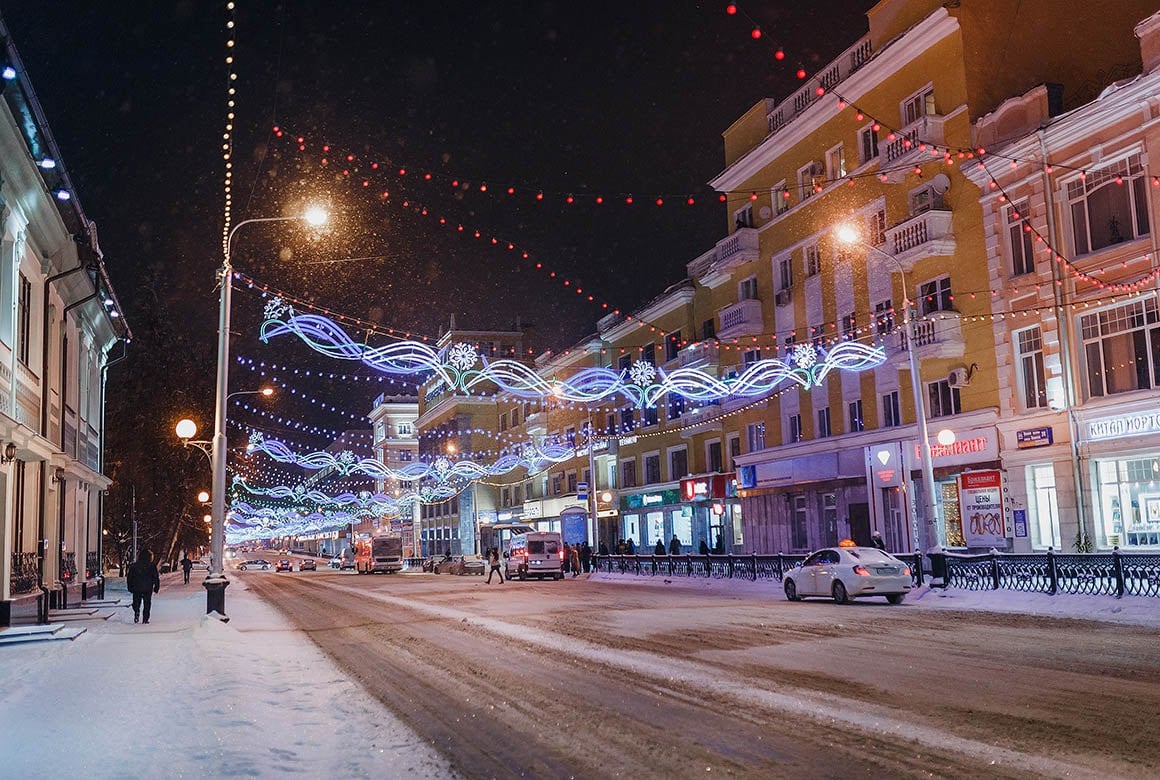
[570,544,581,577]
[669,534,681,556]
[654,539,666,555]
[580,541,592,573]
[486,547,504,584]
[870,531,887,551]
[180,555,193,584]
[126,548,160,624]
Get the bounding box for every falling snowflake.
[792,343,818,370]
[448,342,478,371]
[629,360,657,386]
[263,296,292,321]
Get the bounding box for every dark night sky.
[1,1,873,445]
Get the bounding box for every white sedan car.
[783,545,912,605]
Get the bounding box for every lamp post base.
[203,574,230,621]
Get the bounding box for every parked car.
[275,559,293,572]
[783,543,912,605]
[328,556,342,569]
[299,558,317,572]
[434,555,485,576]
[192,559,210,571]
[238,559,270,571]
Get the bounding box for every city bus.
[354,534,404,574]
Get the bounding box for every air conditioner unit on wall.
[948,367,970,387]
[775,288,792,307]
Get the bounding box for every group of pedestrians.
[561,542,591,576]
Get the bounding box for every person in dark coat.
[870,531,887,551]
[654,539,666,555]
[180,555,193,584]
[699,539,710,555]
[126,548,160,624]
[598,541,609,556]
[669,535,681,556]
[626,538,636,555]
[580,541,592,573]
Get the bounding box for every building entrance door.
[848,503,871,546]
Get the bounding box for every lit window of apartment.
[644,453,661,484]
[773,179,790,215]
[1017,326,1048,409]
[747,421,766,451]
[858,124,879,163]
[927,378,961,418]
[817,407,832,438]
[1067,154,1149,255]
[826,144,846,181]
[1080,297,1160,397]
[777,257,793,291]
[739,275,758,300]
[669,447,689,481]
[875,300,895,335]
[901,84,935,125]
[882,391,901,427]
[787,414,802,444]
[805,243,820,277]
[919,276,953,316]
[848,400,864,432]
[734,202,754,229]
[1007,200,1036,275]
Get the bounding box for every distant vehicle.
[433,555,485,576]
[783,542,912,605]
[275,559,293,572]
[328,556,342,569]
[238,559,270,571]
[355,535,404,574]
[192,559,210,571]
[299,558,317,572]
[340,547,356,570]
[505,531,564,581]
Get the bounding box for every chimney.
[1135,11,1160,74]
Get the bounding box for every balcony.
[899,311,964,360]
[885,209,955,272]
[717,298,764,340]
[881,114,948,168]
[677,341,720,369]
[765,35,872,138]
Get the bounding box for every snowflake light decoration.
[433,456,452,476]
[248,431,264,448]
[791,343,818,370]
[629,360,656,386]
[448,342,478,371]
[263,296,292,321]
[337,450,356,465]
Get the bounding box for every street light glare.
[197,490,211,503]
[303,205,328,227]
[260,387,274,397]
[175,418,198,440]
[835,224,860,245]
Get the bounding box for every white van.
[505,531,564,581]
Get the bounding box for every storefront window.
[672,509,692,546]
[1027,464,1061,549]
[942,481,964,548]
[822,493,838,547]
[791,495,808,550]
[731,504,744,545]
[1096,457,1160,548]
[623,514,640,546]
[647,511,665,548]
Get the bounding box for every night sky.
[2,0,873,449]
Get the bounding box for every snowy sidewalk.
[0,572,457,779]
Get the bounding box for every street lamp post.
[837,226,941,553]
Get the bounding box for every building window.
[875,300,895,335]
[787,414,802,443]
[1008,201,1036,276]
[701,319,716,340]
[1028,464,1061,550]
[901,84,934,125]
[777,258,793,292]
[822,493,839,548]
[707,440,723,473]
[1067,154,1149,255]
[17,273,31,366]
[848,400,864,432]
[919,276,953,316]
[743,348,761,367]
[642,343,655,365]
[1095,457,1160,548]
[882,391,901,427]
[870,208,887,246]
[620,407,636,432]
[728,435,741,467]
[1080,297,1160,397]
[805,243,820,277]
[399,449,413,462]
[642,406,658,427]
[669,448,688,481]
[566,471,577,494]
[739,276,758,300]
[927,379,961,418]
[825,144,846,181]
[747,422,766,451]
[621,460,637,489]
[841,313,856,340]
[499,412,508,432]
[798,161,822,200]
[552,474,562,495]
[666,332,682,362]
[792,494,809,550]
[734,203,753,229]
[502,487,511,507]
[668,394,685,421]
[510,407,520,427]
[398,423,412,436]
[818,407,832,438]
[910,184,945,215]
[1017,326,1048,409]
[644,454,661,484]
[773,179,790,215]
[565,427,576,447]
[859,125,879,163]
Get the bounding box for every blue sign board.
[1013,509,1028,538]
[1016,427,1053,449]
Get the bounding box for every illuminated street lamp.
[836,224,941,551]
[208,209,326,616]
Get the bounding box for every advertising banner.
[958,470,1006,548]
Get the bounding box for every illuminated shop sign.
[620,489,680,510]
[679,473,737,501]
[1087,412,1160,441]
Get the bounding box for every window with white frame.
[882,390,901,427]
[734,202,754,229]
[667,393,685,421]
[1028,463,1061,549]
[566,471,577,494]
[743,348,761,367]
[805,243,820,276]
[499,412,508,432]
[817,407,832,438]
[791,494,809,550]
[859,125,879,163]
[1017,326,1048,409]
[669,447,689,481]
[644,453,661,483]
[869,208,887,246]
[1008,200,1036,275]
[747,421,766,451]
[728,434,740,468]
[642,405,658,427]
[1080,297,1160,397]
[901,84,934,125]
[919,276,953,316]
[826,144,846,181]
[875,299,895,335]
[798,161,822,200]
[777,257,793,291]
[621,459,637,488]
[1067,154,1149,255]
[848,400,864,432]
[739,275,758,300]
[927,378,961,417]
[787,414,802,443]
[773,179,790,215]
[707,440,723,473]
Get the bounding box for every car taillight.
[558,550,564,560]
[902,566,911,577]
[852,565,871,576]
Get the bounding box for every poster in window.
[958,470,1007,548]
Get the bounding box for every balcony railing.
[900,311,964,360]
[885,209,955,271]
[60,552,78,582]
[765,35,873,139]
[717,299,764,340]
[678,341,720,369]
[11,551,38,594]
[713,228,759,269]
[882,114,948,166]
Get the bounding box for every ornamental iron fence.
[10,551,39,594]
[595,552,925,588]
[85,551,100,579]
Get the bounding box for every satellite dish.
[931,173,951,194]
[758,206,772,220]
